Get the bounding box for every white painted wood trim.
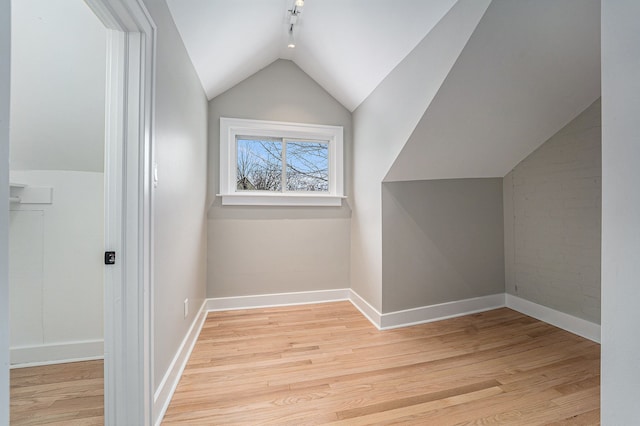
[348,290,382,329]
[219,117,344,206]
[206,289,350,312]
[153,300,207,426]
[10,340,104,368]
[204,291,599,343]
[506,294,601,343]
[0,1,10,417]
[85,1,156,425]
[379,294,506,330]
[220,193,345,207]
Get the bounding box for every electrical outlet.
[184,298,189,319]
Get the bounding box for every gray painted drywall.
[208,59,351,298]
[10,0,106,172]
[386,0,601,182]
[351,0,491,311]
[601,0,640,422]
[504,99,601,324]
[143,0,208,390]
[0,0,10,420]
[382,179,504,313]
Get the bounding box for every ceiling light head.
[295,0,304,6]
[287,30,296,49]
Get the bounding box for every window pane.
[286,141,329,192]
[236,138,282,191]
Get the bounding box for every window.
[219,118,344,206]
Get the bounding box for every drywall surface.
[504,100,601,324]
[208,59,351,297]
[601,0,640,423]
[0,0,11,419]
[9,171,104,361]
[351,0,491,311]
[143,0,208,393]
[382,179,504,313]
[386,0,601,182]
[10,0,106,172]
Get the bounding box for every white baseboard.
[206,288,350,312]
[506,294,600,343]
[153,300,208,426]
[347,291,505,331]
[10,339,104,368]
[348,289,382,329]
[380,294,506,330]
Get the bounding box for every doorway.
[8,0,107,423]
[2,0,155,424]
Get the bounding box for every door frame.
[84,1,155,424]
[1,1,11,424]
[0,0,154,423]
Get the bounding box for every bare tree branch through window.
[236,137,329,192]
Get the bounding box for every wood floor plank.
[10,360,104,425]
[163,302,601,425]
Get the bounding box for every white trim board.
[348,290,382,328]
[206,289,505,332]
[153,300,208,426]
[204,291,599,343]
[506,294,601,343]
[206,289,350,312]
[349,291,505,330]
[85,0,157,424]
[380,293,506,330]
[10,339,104,368]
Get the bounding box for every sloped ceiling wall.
[350,0,492,311]
[10,0,106,172]
[385,0,601,182]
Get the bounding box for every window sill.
[218,193,345,207]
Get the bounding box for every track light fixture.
[287,0,304,49]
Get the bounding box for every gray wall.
[143,0,208,390]
[382,179,504,313]
[208,59,352,297]
[385,0,600,182]
[601,0,640,422]
[504,99,601,324]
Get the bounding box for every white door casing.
[1,1,11,424]
[84,0,155,424]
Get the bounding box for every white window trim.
[219,117,344,206]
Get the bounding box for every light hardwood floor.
[10,359,104,425]
[163,302,600,425]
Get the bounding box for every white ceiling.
[165,0,457,111]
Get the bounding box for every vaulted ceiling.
[166,0,601,182]
[165,0,457,111]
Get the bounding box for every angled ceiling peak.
[166,0,458,110]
